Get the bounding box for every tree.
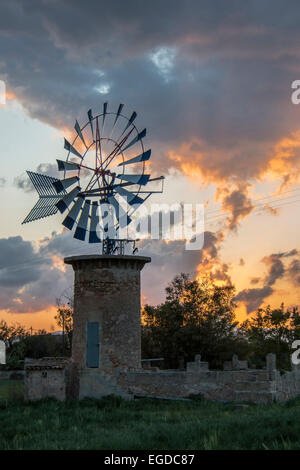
[54,289,74,354]
[54,307,73,337]
[0,320,29,368]
[240,304,297,370]
[0,320,28,348]
[142,273,244,369]
[23,333,66,359]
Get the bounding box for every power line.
[205,185,300,217]
[205,197,300,227]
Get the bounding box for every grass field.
[0,379,24,402]
[0,380,300,450]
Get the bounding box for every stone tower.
[64,254,150,397]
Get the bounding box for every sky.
[1,0,300,330]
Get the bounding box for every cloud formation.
[0,235,72,313]
[236,249,300,313]
[1,0,300,189]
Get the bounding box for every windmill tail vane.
[22,102,165,253]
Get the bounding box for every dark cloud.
[1,0,300,186]
[0,235,72,313]
[0,236,44,274]
[262,249,298,286]
[287,258,300,285]
[39,230,88,257]
[235,286,273,314]
[236,248,300,313]
[216,184,254,231]
[263,255,285,287]
[137,231,221,303]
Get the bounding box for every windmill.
[22,103,164,254]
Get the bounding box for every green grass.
[0,380,24,402]
[0,387,300,450]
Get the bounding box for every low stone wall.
[24,354,300,404]
[85,354,300,404]
[119,369,276,403]
[272,365,300,402]
[0,370,24,380]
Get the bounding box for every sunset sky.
[1,0,300,331]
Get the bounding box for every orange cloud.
[167,140,228,184]
[267,130,300,189]
[215,183,254,231]
[6,90,16,101]
[51,255,67,272]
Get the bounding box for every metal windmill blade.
[107,194,131,228]
[53,176,79,193]
[62,194,85,230]
[87,109,94,141]
[114,185,144,206]
[114,103,124,125]
[117,149,151,167]
[56,159,81,172]
[117,128,147,155]
[89,201,101,243]
[102,102,108,129]
[116,174,151,185]
[75,120,88,149]
[74,199,91,240]
[56,186,81,214]
[121,111,137,135]
[64,138,83,159]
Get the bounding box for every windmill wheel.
[22,102,164,244]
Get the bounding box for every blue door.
[86,322,99,367]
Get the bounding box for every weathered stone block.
[24,357,74,401]
[266,353,277,371]
[186,361,209,373]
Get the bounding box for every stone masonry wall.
[116,354,300,404]
[24,358,73,401]
[117,359,275,404]
[24,354,300,403]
